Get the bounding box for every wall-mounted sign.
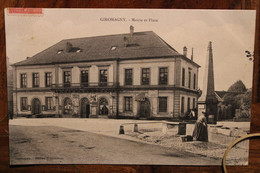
[198,104,205,109]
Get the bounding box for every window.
[141,68,150,85]
[159,97,167,112]
[45,72,52,87]
[187,97,190,111]
[63,71,71,87]
[124,97,133,111]
[57,50,63,54]
[21,97,27,111]
[32,73,39,88]
[193,74,196,89]
[81,70,89,87]
[159,67,168,85]
[45,97,53,110]
[111,46,117,50]
[182,68,185,87]
[193,98,196,109]
[181,97,185,113]
[99,69,108,86]
[64,98,72,115]
[125,69,133,85]
[20,73,27,88]
[188,71,191,88]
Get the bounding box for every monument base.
[197,101,217,124]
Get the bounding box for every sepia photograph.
[5,8,256,165]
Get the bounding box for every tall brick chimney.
[183,46,187,57]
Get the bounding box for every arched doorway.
[140,98,150,118]
[32,98,41,115]
[63,97,73,115]
[80,98,90,118]
[99,97,109,115]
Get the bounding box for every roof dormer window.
[57,50,63,54]
[111,46,117,50]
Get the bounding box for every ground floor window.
[21,97,27,111]
[187,97,191,111]
[99,97,109,115]
[159,97,167,112]
[45,97,53,110]
[64,98,73,115]
[193,98,196,109]
[124,97,133,112]
[181,97,185,113]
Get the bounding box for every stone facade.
[12,30,200,119]
[13,57,199,119]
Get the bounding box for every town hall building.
[12,26,200,119]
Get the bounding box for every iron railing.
[51,82,118,89]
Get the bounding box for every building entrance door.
[140,98,150,118]
[32,98,41,115]
[80,98,90,118]
[99,98,109,116]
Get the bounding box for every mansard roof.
[12,31,200,67]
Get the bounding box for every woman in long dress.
[192,112,208,142]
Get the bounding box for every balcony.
[119,84,200,94]
[51,82,118,93]
[120,84,176,90]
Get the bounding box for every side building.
[7,57,13,119]
[12,27,200,119]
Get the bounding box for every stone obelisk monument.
[197,41,218,124]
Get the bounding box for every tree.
[241,88,252,110]
[227,80,247,92]
[223,80,247,117]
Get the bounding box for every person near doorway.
[192,111,208,142]
[190,109,196,120]
[101,105,108,115]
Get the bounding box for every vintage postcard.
[5,8,256,165]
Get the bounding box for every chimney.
[66,42,73,52]
[183,46,187,57]
[191,48,194,61]
[130,25,134,36]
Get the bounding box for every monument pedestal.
[197,99,218,124]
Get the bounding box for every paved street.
[9,124,220,165]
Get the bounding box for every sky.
[5,9,256,91]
